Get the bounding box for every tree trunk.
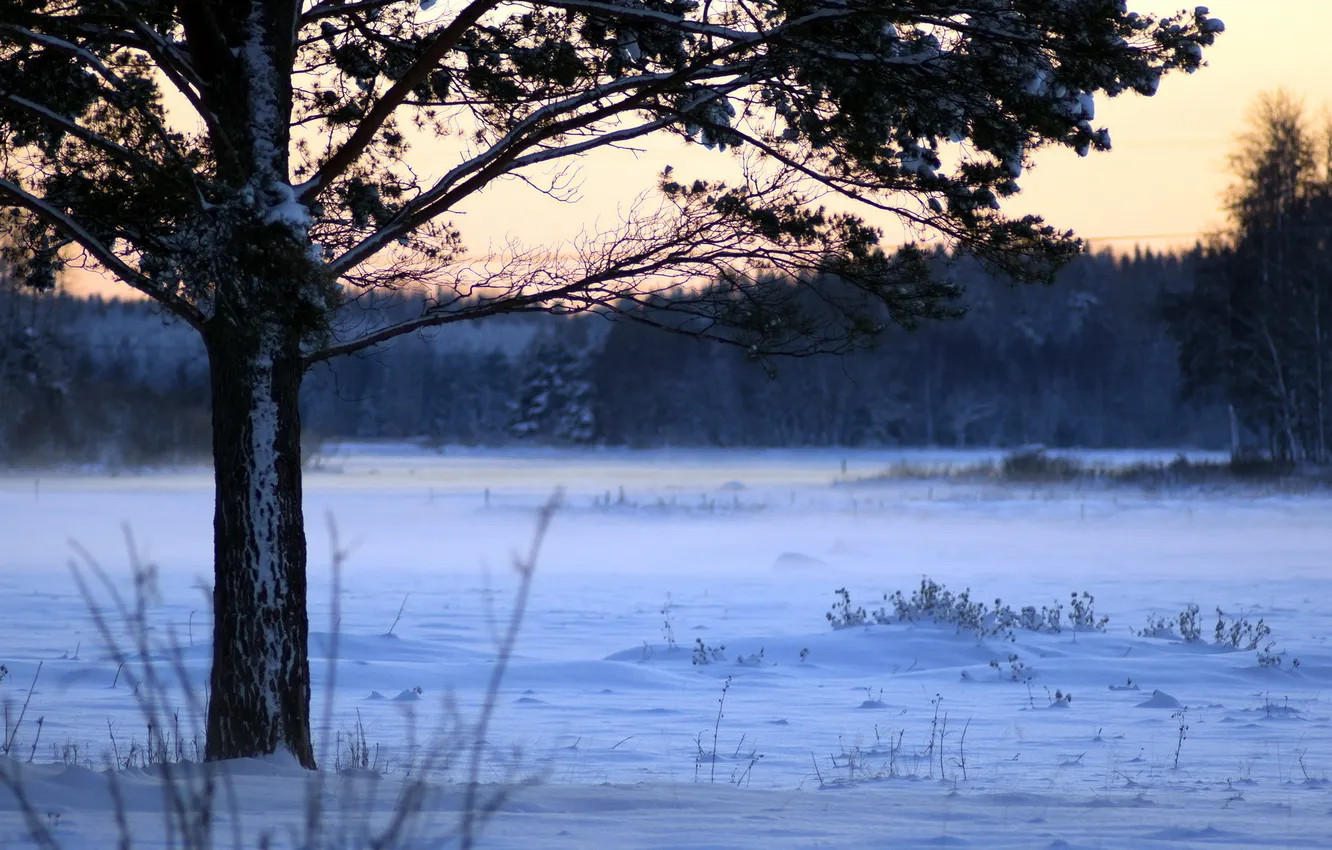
[204,327,314,768]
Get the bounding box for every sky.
[64,1,1332,297]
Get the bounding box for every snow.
[242,333,289,728]
[900,144,938,179]
[241,2,311,240]
[2,447,1331,847]
[263,182,312,231]
[242,3,282,181]
[1076,93,1095,122]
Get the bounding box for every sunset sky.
[66,1,1332,297]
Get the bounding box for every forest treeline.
[1,247,1237,465]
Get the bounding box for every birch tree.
[1170,92,1332,464]
[0,0,1222,766]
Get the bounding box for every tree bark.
[203,326,314,768]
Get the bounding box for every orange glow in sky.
[64,1,1332,297]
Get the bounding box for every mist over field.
[4,448,1332,847]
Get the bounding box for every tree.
[1168,92,1332,463]
[0,0,1223,765]
[510,331,597,442]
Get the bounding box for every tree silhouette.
[0,0,1222,765]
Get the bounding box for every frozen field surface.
[2,448,1331,848]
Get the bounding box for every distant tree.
[1168,92,1332,463]
[0,272,67,458]
[0,0,1222,765]
[509,333,597,442]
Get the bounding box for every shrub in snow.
[1137,614,1177,640]
[692,638,726,665]
[1214,608,1270,650]
[1138,602,1201,641]
[1180,603,1203,641]
[1067,592,1109,632]
[989,653,1031,682]
[661,598,678,649]
[998,447,1084,482]
[1172,709,1189,768]
[735,648,765,667]
[1017,602,1064,634]
[827,578,1107,641]
[887,577,988,633]
[1140,603,1282,660]
[826,587,868,628]
[1256,645,1283,668]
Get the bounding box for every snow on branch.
[300,0,404,24]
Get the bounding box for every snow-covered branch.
[300,0,403,24]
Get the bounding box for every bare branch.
[503,116,678,172]
[305,284,563,364]
[299,0,870,209]
[309,169,850,362]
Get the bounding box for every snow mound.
[1135,689,1182,709]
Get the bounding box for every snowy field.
[2,447,1331,848]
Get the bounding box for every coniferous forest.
[1,247,1238,465]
